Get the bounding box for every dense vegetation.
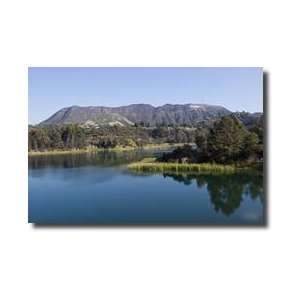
[29,114,264,168]
[159,115,263,165]
[28,124,196,152]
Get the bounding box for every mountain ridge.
[40,103,262,127]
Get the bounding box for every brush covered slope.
[40,103,234,127]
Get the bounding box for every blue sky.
[28,67,263,124]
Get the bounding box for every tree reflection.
[163,173,194,186]
[28,149,170,169]
[162,172,264,216]
[204,175,245,216]
[30,151,264,218]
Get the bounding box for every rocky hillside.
[40,103,233,126]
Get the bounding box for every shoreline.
[127,160,262,174]
[28,143,187,156]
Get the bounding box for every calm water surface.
[28,150,264,225]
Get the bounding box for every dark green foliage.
[152,126,169,139]
[61,125,87,149]
[205,116,248,163]
[48,127,64,149]
[28,124,197,152]
[28,128,51,151]
[195,129,209,161]
[241,132,259,160]
[248,116,264,160]
[159,144,197,163]
[97,137,117,149]
[28,115,264,164]
[162,115,264,164]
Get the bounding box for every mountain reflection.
[160,172,263,216]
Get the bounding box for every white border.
[1,1,300,299]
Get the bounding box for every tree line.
[28,115,264,165]
[160,115,264,164]
[28,124,197,151]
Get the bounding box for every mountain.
[40,103,234,126]
[233,111,264,128]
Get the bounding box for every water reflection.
[136,171,264,216]
[29,151,264,224]
[28,149,172,169]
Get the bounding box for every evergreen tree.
[48,127,64,149]
[241,132,259,160]
[206,116,247,163]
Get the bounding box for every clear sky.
[28,67,263,124]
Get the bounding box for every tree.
[28,128,50,151]
[159,144,196,163]
[241,132,259,160]
[206,116,248,163]
[195,131,208,161]
[61,125,87,149]
[48,127,64,149]
[175,128,188,143]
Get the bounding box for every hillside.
[40,103,232,126]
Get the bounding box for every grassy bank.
[127,158,261,174]
[128,161,237,173]
[28,149,92,156]
[28,143,186,156]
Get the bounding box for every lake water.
[28,150,264,225]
